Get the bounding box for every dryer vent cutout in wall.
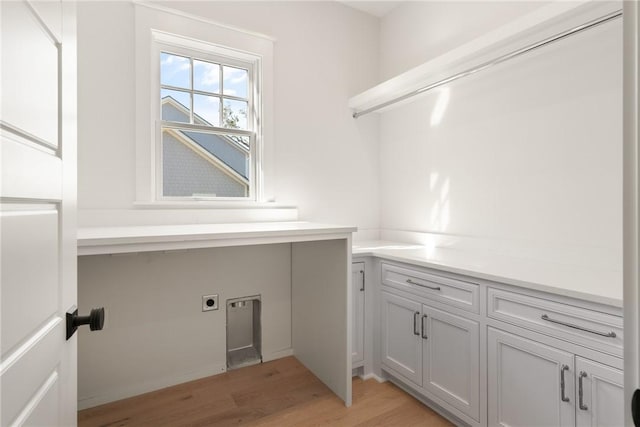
[226,295,262,370]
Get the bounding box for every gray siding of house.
[163,132,246,197]
[162,102,189,123]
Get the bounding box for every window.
[155,37,260,200]
[135,7,273,206]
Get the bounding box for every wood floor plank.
[78,357,454,426]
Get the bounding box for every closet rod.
[352,9,622,119]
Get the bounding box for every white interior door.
[624,2,640,426]
[1,1,77,426]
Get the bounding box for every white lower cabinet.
[574,357,624,427]
[352,262,365,367]
[424,306,480,419]
[376,261,623,427]
[488,328,623,427]
[380,291,422,385]
[488,328,576,427]
[381,290,480,421]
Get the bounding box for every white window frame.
[134,3,275,207]
[153,31,262,201]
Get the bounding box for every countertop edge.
[353,246,623,309]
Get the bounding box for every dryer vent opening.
[226,295,262,370]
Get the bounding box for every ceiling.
[339,1,402,18]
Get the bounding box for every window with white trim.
[155,36,260,200]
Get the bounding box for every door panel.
[352,262,365,366]
[575,357,624,427]
[380,291,422,385]
[423,306,480,421]
[1,0,59,146]
[22,375,61,426]
[1,320,64,426]
[1,134,62,200]
[1,1,77,426]
[488,328,575,427]
[1,207,60,355]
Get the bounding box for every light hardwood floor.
[78,357,454,426]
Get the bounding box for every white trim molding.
[134,3,274,205]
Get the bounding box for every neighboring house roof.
[163,127,249,189]
[161,96,249,179]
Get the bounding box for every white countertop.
[353,241,623,308]
[78,222,356,256]
[77,225,621,307]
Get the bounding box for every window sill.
[133,200,297,210]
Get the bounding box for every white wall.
[77,1,380,239]
[378,2,622,271]
[379,2,547,80]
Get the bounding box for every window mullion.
[219,63,223,127]
[189,57,195,124]
[161,84,191,93]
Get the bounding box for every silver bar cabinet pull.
[560,364,570,402]
[541,314,617,338]
[413,311,420,336]
[406,278,441,291]
[421,314,428,339]
[579,371,589,410]
[359,270,365,292]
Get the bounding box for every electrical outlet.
[202,294,219,312]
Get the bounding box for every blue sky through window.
[161,52,249,130]
[160,52,190,89]
[223,66,248,98]
[194,94,220,126]
[194,59,220,93]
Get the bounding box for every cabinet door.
[352,262,365,366]
[423,306,480,421]
[380,291,422,385]
[488,328,575,427]
[575,357,624,427]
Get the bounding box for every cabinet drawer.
[487,288,623,357]
[381,263,479,313]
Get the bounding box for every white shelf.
[348,0,621,116]
[78,221,356,255]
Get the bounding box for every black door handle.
[633,388,640,427]
[66,306,105,340]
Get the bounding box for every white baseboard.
[78,361,226,410]
[360,372,386,383]
[262,348,294,362]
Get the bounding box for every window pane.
[161,89,191,123]
[194,60,220,93]
[194,94,220,127]
[162,128,249,198]
[160,52,190,89]
[223,66,248,98]
[222,99,248,130]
